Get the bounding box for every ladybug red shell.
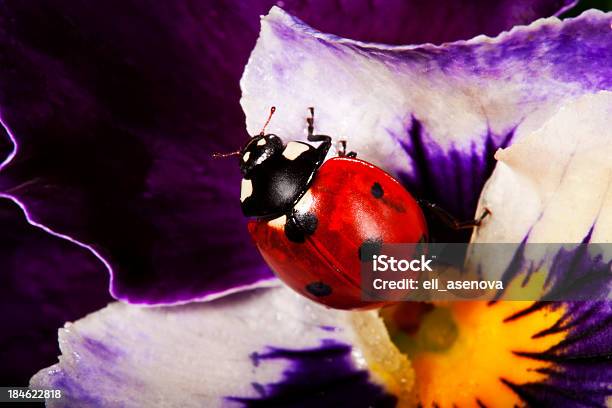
[238,108,427,310]
[248,156,427,310]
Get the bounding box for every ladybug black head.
[239,134,283,178]
[238,108,331,219]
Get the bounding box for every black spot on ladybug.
[284,210,318,243]
[358,237,383,261]
[371,182,384,199]
[284,220,304,243]
[298,212,318,234]
[306,281,332,297]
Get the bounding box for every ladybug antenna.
[212,150,241,159]
[258,106,276,136]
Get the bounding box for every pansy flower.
[0,0,610,406]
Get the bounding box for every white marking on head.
[242,151,251,162]
[240,179,253,202]
[268,215,287,229]
[257,138,267,146]
[282,142,310,160]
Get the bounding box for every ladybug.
[234,107,488,310]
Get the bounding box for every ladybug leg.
[337,139,358,158]
[417,199,491,230]
[307,107,316,137]
[306,107,332,155]
[338,140,347,155]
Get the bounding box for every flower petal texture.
[469,92,612,300]
[31,287,409,407]
[241,8,612,241]
[475,91,612,244]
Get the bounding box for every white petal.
[31,287,411,407]
[474,91,612,244]
[468,91,612,295]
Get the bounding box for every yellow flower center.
[381,301,567,407]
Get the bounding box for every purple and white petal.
[474,91,612,244]
[468,91,612,299]
[241,8,612,241]
[31,287,411,407]
[443,93,612,404]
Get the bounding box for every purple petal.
[0,1,278,304]
[226,340,396,407]
[241,9,612,243]
[285,0,578,45]
[503,301,612,407]
[31,287,407,407]
[0,197,110,386]
[0,0,582,305]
